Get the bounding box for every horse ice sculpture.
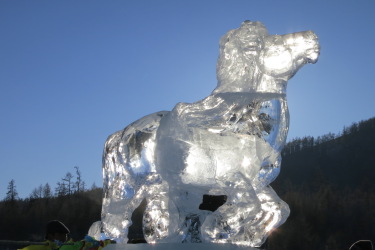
[99,21,320,247]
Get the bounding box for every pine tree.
[43,183,52,198]
[5,179,19,201]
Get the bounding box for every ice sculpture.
[99,21,320,247]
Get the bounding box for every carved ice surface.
[98,21,319,247]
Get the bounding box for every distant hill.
[277,117,375,192]
[0,188,102,244]
[269,117,375,250]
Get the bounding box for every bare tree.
[43,183,52,198]
[74,166,85,193]
[30,184,43,199]
[55,181,67,197]
[62,172,74,195]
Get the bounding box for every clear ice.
[98,21,320,247]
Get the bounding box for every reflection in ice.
[95,21,319,247]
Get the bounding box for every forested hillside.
[0,188,102,242]
[269,117,375,250]
[1,117,374,250]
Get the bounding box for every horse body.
[100,21,319,247]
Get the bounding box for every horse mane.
[214,21,268,94]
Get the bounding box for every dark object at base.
[128,238,147,244]
[46,220,70,235]
[128,199,147,243]
[350,240,373,250]
[199,195,227,212]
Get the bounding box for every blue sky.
[1,1,374,198]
